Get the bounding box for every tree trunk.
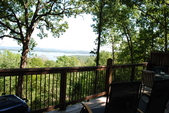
[164,9,168,52]
[123,26,135,80]
[96,0,104,66]
[16,40,29,98]
[150,23,154,51]
[124,26,134,64]
[111,36,115,64]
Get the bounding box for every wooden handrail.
[0,63,147,76]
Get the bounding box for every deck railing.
[0,59,147,113]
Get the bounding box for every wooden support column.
[130,67,135,81]
[59,71,67,110]
[105,59,113,95]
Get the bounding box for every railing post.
[105,59,113,92]
[130,67,135,81]
[59,71,67,110]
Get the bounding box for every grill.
[0,95,30,113]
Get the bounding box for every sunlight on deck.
[47,87,169,113]
[47,97,106,113]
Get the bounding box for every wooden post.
[105,59,113,93]
[59,71,67,110]
[130,67,135,81]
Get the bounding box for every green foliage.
[27,57,45,68]
[99,50,112,65]
[85,56,95,66]
[55,55,81,67]
[0,0,168,67]
[88,0,169,64]
[0,50,20,68]
[72,82,83,96]
[72,55,90,65]
[44,60,56,67]
[0,0,82,40]
[85,51,112,66]
[0,50,99,68]
[67,70,105,101]
[0,0,86,68]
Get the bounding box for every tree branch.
[0,14,14,18]
[0,35,22,41]
[23,0,29,29]
[0,21,20,35]
[24,0,41,41]
[137,7,168,30]
[11,10,25,40]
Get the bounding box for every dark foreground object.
[0,94,29,113]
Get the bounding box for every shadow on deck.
[47,96,106,113]
[46,86,169,113]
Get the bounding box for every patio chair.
[80,102,93,113]
[80,81,142,113]
[142,70,155,94]
[137,79,169,113]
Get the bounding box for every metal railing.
[0,59,147,112]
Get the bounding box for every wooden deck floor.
[46,87,169,113]
[47,97,106,113]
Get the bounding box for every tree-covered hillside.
[0,50,112,68]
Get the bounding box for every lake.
[9,50,91,61]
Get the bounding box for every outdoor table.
[155,73,169,80]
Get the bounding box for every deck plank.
[47,97,106,113]
[47,88,169,113]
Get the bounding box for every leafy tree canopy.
[0,50,20,68]
[88,0,169,64]
[55,55,80,67]
[0,0,85,68]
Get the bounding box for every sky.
[0,14,111,52]
[33,14,98,51]
[0,14,107,51]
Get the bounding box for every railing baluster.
[72,72,75,100]
[52,73,54,105]
[76,72,79,99]
[82,71,84,97]
[88,71,91,95]
[87,71,89,95]
[25,75,28,104]
[15,76,17,95]
[39,74,42,109]
[68,72,71,101]
[56,73,59,105]
[35,74,38,110]
[48,74,50,107]
[10,76,11,94]
[44,74,46,107]
[3,76,5,95]
[80,72,82,98]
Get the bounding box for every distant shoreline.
[0,46,90,54]
[0,46,91,61]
